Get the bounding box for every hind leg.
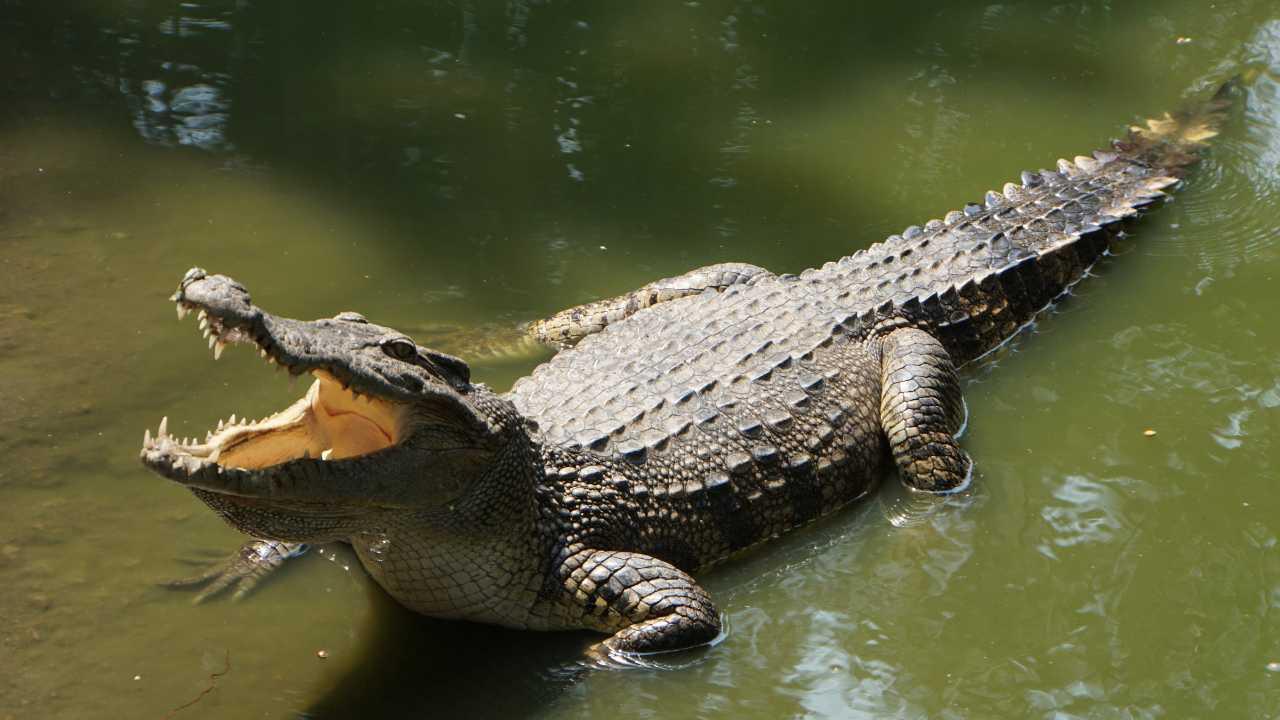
[878,328,971,492]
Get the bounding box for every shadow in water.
[302,587,589,720]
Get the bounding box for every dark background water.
[2,1,1279,718]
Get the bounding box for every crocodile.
[140,81,1235,660]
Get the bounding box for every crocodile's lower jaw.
[139,369,406,482]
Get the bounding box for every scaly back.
[510,81,1236,451]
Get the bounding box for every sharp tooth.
[217,419,224,430]
[207,335,216,349]
[229,414,237,425]
[198,309,208,321]
[144,428,152,446]
[199,317,209,332]
[321,448,333,461]
[158,416,168,437]
[214,341,225,360]
[176,304,187,320]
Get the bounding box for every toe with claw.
[163,539,308,603]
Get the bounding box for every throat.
[352,518,545,626]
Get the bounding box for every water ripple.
[1149,22,1280,270]
[1106,324,1254,406]
[1038,475,1130,558]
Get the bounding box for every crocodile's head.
[140,268,512,542]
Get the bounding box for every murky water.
[3,1,1280,718]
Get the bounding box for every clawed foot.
[580,608,730,671]
[880,462,976,529]
[163,540,307,603]
[582,635,718,671]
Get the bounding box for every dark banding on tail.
[930,78,1240,363]
[939,77,1239,363]
[815,77,1241,367]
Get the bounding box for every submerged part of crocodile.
[141,82,1235,658]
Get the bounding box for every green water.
[3,1,1280,718]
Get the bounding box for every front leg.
[165,539,308,602]
[529,262,771,347]
[557,549,721,658]
[879,327,972,493]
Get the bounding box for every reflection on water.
[4,1,1280,719]
[1039,474,1131,556]
[134,80,231,150]
[92,1,241,151]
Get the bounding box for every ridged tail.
[817,78,1240,366]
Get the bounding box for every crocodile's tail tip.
[1113,75,1241,174]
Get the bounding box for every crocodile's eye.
[334,311,367,324]
[381,338,417,361]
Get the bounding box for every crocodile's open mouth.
[140,300,408,486]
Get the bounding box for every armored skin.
[141,83,1235,659]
